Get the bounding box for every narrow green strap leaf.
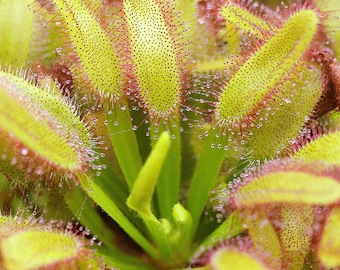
[99,250,158,270]
[187,128,226,238]
[77,173,158,259]
[170,203,192,257]
[65,184,117,251]
[106,106,143,190]
[126,132,173,260]
[143,216,173,262]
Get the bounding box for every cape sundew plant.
[1,0,340,269]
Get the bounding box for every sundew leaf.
[318,206,340,268]
[248,63,323,160]
[232,169,340,208]
[0,0,35,65]
[0,217,101,270]
[293,130,340,166]
[216,9,319,124]
[174,0,196,52]
[0,70,92,178]
[244,210,282,268]
[319,0,340,58]
[280,204,314,270]
[220,2,276,41]
[41,0,123,100]
[123,0,182,121]
[209,248,270,270]
[124,0,184,218]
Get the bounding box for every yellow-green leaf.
[0,70,92,180]
[318,206,340,268]
[216,9,319,124]
[233,169,340,208]
[44,0,123,100]
[0,229,99,270]
[244,210,282,268]
[249,63,322,160]
[0,216,101,269]
[210,248,270,270]
[127,132,171,216]
[124,0,182,120]
[220,2,276,41]
[280,204,314,270]
[0,0,35,65]
[293,130,340,166]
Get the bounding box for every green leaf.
[77,173,159,259]
[127,132,171,217]
[65,184,117,250]
[187,128,227,238]
[193,212,244,260]
[106,106,143,190]
[152,125,181,219]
